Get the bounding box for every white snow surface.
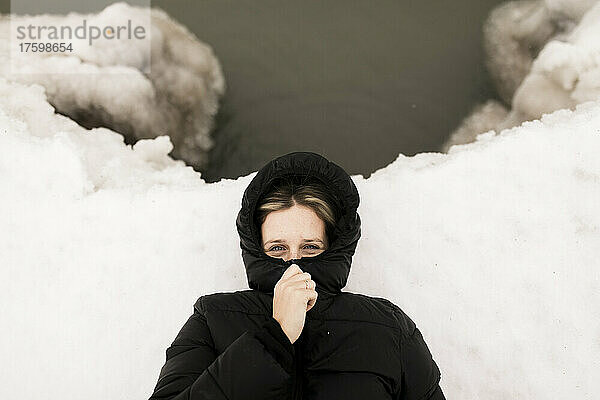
[508,1,600,126]
[0,2,225,169]
[1,75,599,398]
[445,0,600,150]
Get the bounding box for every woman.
[149,151,445,400]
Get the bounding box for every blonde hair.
[255,178,338,246]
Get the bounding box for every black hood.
[236,151,361,296]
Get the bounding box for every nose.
[284,250,301,262]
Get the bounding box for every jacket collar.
[236,151,361,295]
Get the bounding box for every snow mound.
[1,85,599,398]
[0,2,225,169]
[445,0,600,149]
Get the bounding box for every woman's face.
[261,204,328,261]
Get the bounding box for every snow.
[445,0,600,150]
[1,1,600,399]
[1,74,599,399]
[0,2,225,169]
[509,1,600,125]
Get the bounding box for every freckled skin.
[261,204,328,261]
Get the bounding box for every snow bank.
[0,2,225,169]
[483,0,599,105]
[1,76,599,399]
[507,1,600,126]
[444,0,600,150]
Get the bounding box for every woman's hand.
[272,264,318,344]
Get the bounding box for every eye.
[268,245,285,252]
[304,244,320,250]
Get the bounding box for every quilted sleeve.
[148,297,295,400]
[397,327,445,400]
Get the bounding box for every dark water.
[154,0,504,182]
[1,0,505,182]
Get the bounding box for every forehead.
[261,205,325,241]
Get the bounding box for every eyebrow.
[264,239,324,246]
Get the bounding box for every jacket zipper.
[292,340,303,400]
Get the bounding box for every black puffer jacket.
[149,152,445,400]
